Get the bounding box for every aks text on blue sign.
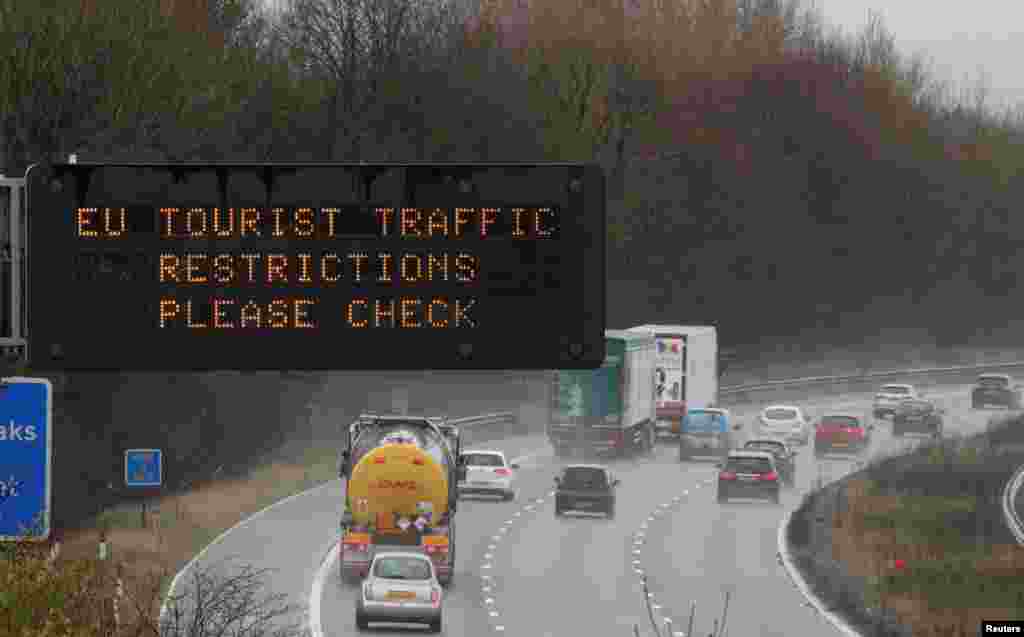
[0,377,52,541]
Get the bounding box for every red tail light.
[494,468,511,476]
[610,431,624,446]
[759,471,778,481]
[342,540,369,552]
[374,456,386,464]
[431,589,441,607]
[719,471,737,480]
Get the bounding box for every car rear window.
[764,408,799,420]
[726,457,773,473]
[820,416,860,428]
[978,377,1009,389]
[900,401,930,412]
[374,556,432,580]
[881,385,910,394]
[745,441,785,455]
[562,467,609,488]
[463,453,504,467]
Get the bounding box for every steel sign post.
[0,376,52,542]
[125,448,162,529]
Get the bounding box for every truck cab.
[678,407,742,461]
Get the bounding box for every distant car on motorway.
[814,413,873,458]
[757,404,811,445]
[457,449,519,500]
[971,373,1022,409]
[678,407,742,461]
[716,450,781,504]
[743,437,797,486]
[356,551,443,633]
[872,384,918,418]
[554,464,619,518]
[892,399,944,438]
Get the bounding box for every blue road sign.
[125,449,162,487]
[0,377,52,542]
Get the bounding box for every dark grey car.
[742,438,796,487]
[892,399,944,437]
[716,451,781,504]
[971,374,1021,409]
[554,464,619,518]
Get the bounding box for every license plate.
[832,442,848,447]
[739,476,755,481]
[386,591,416,600]
[576,501,595,508]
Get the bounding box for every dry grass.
[52,444,341,625]
[830,476,1024,635]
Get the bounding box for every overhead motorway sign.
[26,162,607,371]
[124,448,162,487]
[0,377,52,541]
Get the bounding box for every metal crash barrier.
[0,171,27,367]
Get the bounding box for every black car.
[971,374,1021,409]
[554,464,619,518]
[716,450,781,504]
[892,400,944,437]
[742,438,796,487]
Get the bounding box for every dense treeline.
[3,0,1023,350]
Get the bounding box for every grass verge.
[791,419,1024,636]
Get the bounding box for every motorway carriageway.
[168,382,1001,637]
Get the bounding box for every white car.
[457,449,518,500]
[757,405,810,445]
[872,383,918,418]
[356,551,443,633]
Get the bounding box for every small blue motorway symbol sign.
[125,449,162,487]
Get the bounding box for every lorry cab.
[678,407,742,461]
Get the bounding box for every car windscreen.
[463,453,504,467]
[764,408,798,420]
[820,416,860,429]
[745,441,785,455]
[881,385,910,394]
[373,556,432,580]
[978,377,1009,389]
[725,457,773,473]
[562,467,608,488]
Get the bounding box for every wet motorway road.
[166,381,1010,637]
[316,382,1002,636]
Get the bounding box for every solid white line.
[159,478,339,628]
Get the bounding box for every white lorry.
[626,325,718,439]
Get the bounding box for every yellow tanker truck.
[337,414,462,585]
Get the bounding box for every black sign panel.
[27,163,605,371]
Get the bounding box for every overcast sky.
[809,0,1023,111]
[261,0,1023,112]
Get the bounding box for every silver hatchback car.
[356,551,444,633]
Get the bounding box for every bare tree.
[156,557,306,637]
